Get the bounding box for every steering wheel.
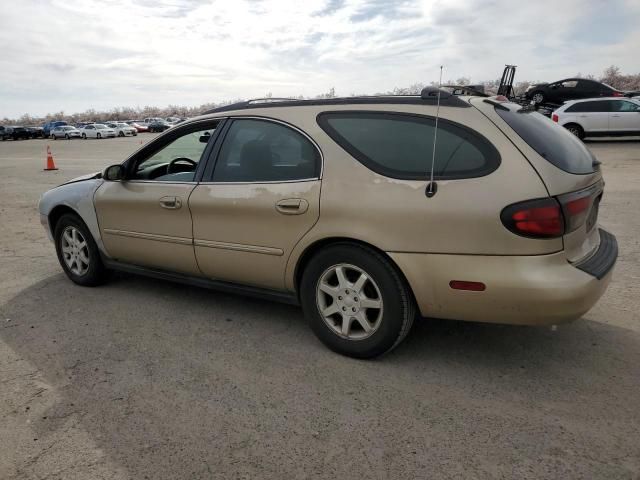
[167,157,197,174]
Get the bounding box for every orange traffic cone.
[44,145,58,171]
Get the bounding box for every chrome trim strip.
[198,178,319,186]
[194,239,284,256]
[103,229,192,245]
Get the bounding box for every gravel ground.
[1,135,639,479]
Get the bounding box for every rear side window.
[496,105,596,174]
[212,119,320,182]
[317,112,500,180]
[566,101,610,113]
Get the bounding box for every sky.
[1,0,639,119]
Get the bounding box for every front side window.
[132,125,216,182]
[317,112,500,180]
[561,80,578,88]
[212,119,320,182]
[613,100,640,112]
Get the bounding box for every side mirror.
[103,164,125,181]
[199,132,211,143]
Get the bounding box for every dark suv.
[1,126,31,141]
[525,78,625,105]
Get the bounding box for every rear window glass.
[317,112,500,180]
[495,105,596,174]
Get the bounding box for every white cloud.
[1,0,639,118]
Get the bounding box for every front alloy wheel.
[61,226,90,276]
[54,213,108,286]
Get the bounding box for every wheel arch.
[48,204,83,234]
[292,237,416,305]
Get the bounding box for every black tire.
[530,91,544,104]
[300,243,415,359]
[65,134,70,140]
[97,132,101,139]
[54,213,109,287]
[82,133,87,139]
[51,134,56,140]
[119,131,124,137]
[564,123,585,139]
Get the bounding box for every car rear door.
[189,117,322,291]
[579,100,610,132]
[609,100,640,133]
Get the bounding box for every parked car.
[0,126,8,140]
[143,117,164,125]
[525,78,627,105]
[147,119,171,132]
[106,122,138,137]
[126,120,149,133]
[79,124,116,139]
[551,97,640,139]
[43,121,68,137]
[1,126,31,140]
[26,126,45,138]
[51,125,82,140]
[165,116,185,125]
[38,92,617,358]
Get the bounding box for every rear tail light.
[501,198,564,238]
[552,113,559,122]
[612,91,623,97]
[558,190,597,233]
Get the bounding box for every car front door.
[94,119,221,275]
[189,117,322,290]
[609,100,640,133]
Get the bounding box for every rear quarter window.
[495,105,596,174]
[317,112,500,180]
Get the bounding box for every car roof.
[204,91,472,115]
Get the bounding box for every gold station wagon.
[39,90,617,358]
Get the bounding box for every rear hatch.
[471,97,604,263]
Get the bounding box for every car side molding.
[101,258,300,305]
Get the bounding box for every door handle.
[159,196,182,209]
[611,114,621,117]
[276,198,308,215]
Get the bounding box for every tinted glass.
[612,100,640,112]
[496,104,596,174]
[566,101,610,113]
[212,119,320,182]
[318,112,499,180]
[134,127,215,182]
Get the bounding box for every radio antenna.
[426,65,443,198]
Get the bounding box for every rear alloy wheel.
[97,132,102,139]
[300,244,415,358]
[565,123,585,140]
[531,91,544,104]
[54,214,108,286]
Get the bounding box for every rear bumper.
[388,229,616,326]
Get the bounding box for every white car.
[552,97,640,139]
[106,122,137,137]
[50,125,81,140]
[80,124,116,139]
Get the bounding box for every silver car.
[51,125,81,140]
[106,122,138,137]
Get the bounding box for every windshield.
[495,104,596,174]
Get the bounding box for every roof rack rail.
[204,93,471,114]
[246,97,298,104]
